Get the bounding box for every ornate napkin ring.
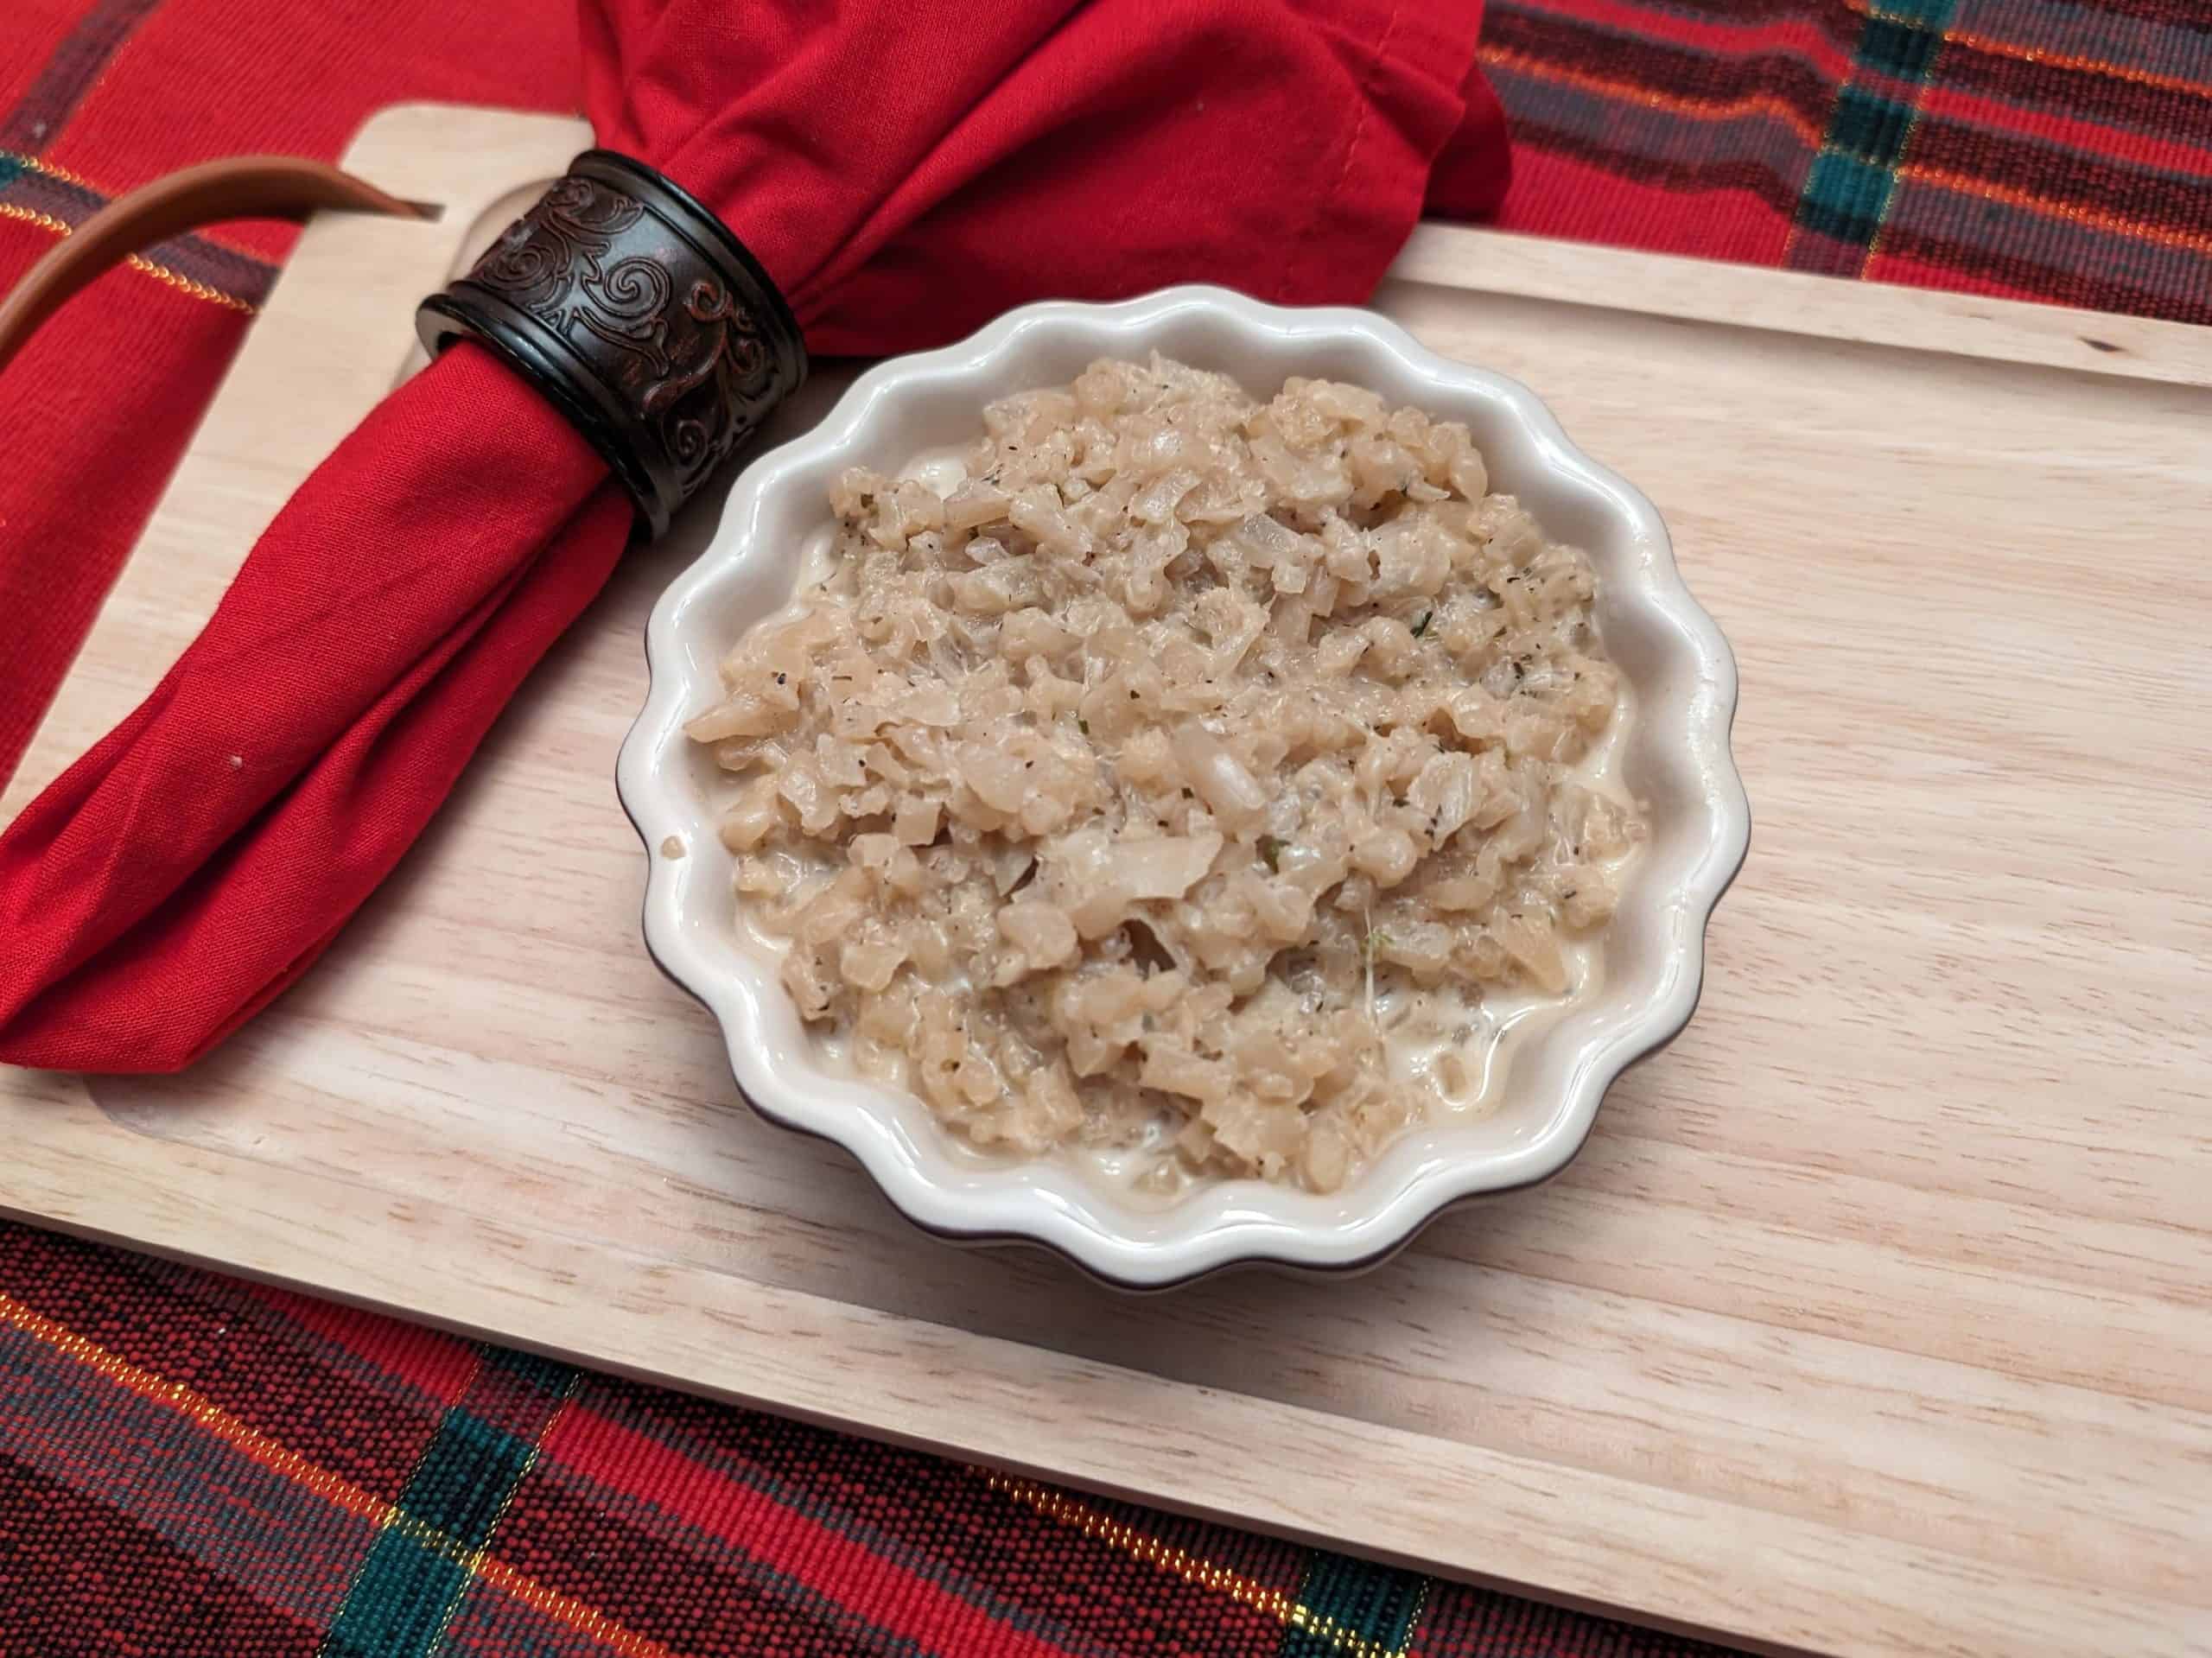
[418,149,806,539]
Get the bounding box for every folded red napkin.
[0,0,583,791]
[0,0,1510,1072]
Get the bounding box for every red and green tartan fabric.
[3,0,2209,1653]
[0,1222,1740,1658]
[1483,0,2212,317]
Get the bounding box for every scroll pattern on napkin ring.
[417,149,806,539]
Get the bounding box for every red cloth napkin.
[0,0,579,788]
[0,0,1510,1073]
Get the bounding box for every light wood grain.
[4,104,2209,1658]
[1393,223,2212,391]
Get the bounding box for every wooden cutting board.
[5,103,2209,1658]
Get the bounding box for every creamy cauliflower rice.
[687,355,1644,1195]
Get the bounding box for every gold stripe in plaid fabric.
[6,149,102,190]
[1477,45,1827,143]
[0,197,255,313]
[448,1378,579,1646]
[1932,24,2212,98]
[0,151,258,314]
[1850,0,2212,97]
[1899,163,2212,258]
[987,1473,1424,1658]
[0,1290,674,1658]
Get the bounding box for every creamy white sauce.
[1070,698,1641,1206]
[749,693,1644,1208]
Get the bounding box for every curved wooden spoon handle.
[0,156,423,372]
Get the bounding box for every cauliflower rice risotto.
[688,355,1644,1196]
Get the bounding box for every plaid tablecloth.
[1,1223,1741,1658]
[1486,0,2212,319]
[3,1,2208,1654]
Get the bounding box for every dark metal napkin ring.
[418,149,806,539]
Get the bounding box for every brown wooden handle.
[0,156,423,372]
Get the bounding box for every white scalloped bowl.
[617,286,1747,1289]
